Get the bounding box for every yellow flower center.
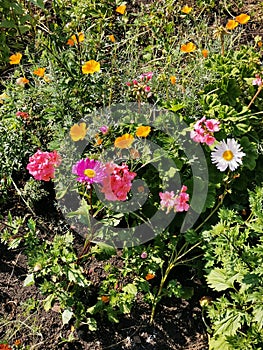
[84,169,96,178]
[223,150,234,161]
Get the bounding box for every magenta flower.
[99,125,109,134]
[27,150,61,181]
[72,158,106,185]
[101,162,136,201]
[144,86,151,92]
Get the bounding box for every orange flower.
[109,34,115,43]
[95,135,102,146]
[136,125,151,137]
[82,60,100,74]
[201,49,209,58]
[16,77,29,86]
[116,4,126,14]
[67,32,85,46]
[101,295,110,303]
[145,273,155,281]
[14,339,22,346]
[180,42,196,53]
[170,76,176,85]
[235,13,250,24]
[33,67,46,77]
[114,133,134,148]
[181,5,192,14]
[258,41,262,48]
[70,122,87,141]
[9,52,22,64]
[226,19,238,30]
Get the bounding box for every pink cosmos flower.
[101,162,136,201]
[132,79,138,85]
[27,150,61,181]
[159,186,190,213]
[72,158,106,185]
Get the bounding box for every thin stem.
[11,177,35,216]
[247,85,262,109]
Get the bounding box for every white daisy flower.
[211,138,246,172]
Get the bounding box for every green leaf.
[29,0,44,9]
[0,20,16,28]
[122,283,137,296]
[207,268,240,291]
[43,294,55,312]
[86,317,97,331]
[62,308,74,325]
[252,305,263,329]
[214,310,243,336]
[209,335,232,350]
[23,273,35,287]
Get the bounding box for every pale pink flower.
[252,74,262,86]
[141,252,148,259]
[27,150,61,181]
[159,186,190,213]
[159,191,176,214]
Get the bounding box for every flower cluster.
[159,185,190,214]
[226,13,250,30]
[101,162,137,201]
[126,72,153,98]
[190,116,220,145]
[27,150,61,181]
